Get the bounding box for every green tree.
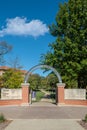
[41,0,87,88]
[0,41,12,65]
[46,74,58,89]
[2,69,23,88]
[28,74,41,90]
[40,76,47,89]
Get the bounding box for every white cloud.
[0,17,49,37]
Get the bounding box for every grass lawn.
[36,90,45,102]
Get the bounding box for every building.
[0,66,27,77]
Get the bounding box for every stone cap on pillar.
[56,83,65,87]
[21,83,30,87]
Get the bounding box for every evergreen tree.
[41,0,87,88]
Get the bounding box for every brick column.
[56,83,65,105]
[21,83,30,106]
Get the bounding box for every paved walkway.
[0,104,87,119]
[30,101,56,106]
[1,90,87,130]
[0,104,87,130]
[5,119,84,130]
[40,89,54,102]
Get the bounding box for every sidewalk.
[0,104,87,130]
[5,119,84,130]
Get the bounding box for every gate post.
[21,83,30,106]
[56,83,65,105]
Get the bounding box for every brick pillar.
[21,83,30,106]
[56,83,65,105]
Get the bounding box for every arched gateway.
[24,65,65,105]
[24,64,62,83]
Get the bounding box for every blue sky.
[0,0,67,75]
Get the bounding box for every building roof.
[0,66,27,74]
[0,66,10,70]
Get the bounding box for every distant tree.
[46,74,58,90]
[28,73,58,90]
[7,56,23,70]
[2,69,23,88]
[40,76,47,89]
[41,0,87,88]
[28,74,41,90]
[0,41,12,65]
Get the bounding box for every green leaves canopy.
[2,69,23,88]
[28,74,41,90]
[41,0,87,88]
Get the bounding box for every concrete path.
[30,101,56,106]
[40,89,54,102]
[0,105,87,119]
[0,105,87,130]
[5,119,84,130]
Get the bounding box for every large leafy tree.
[0,41,12,65]
[41,0,87,88]
[2,69,23,88]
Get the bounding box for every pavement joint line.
[0,105,87,107]
[7,118,82,120]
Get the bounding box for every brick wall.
[64,99,87,106]
[56,83,87,106]
[0,83,29,106]
[0,99,22,106]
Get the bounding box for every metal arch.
[24,64,62,83]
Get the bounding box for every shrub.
[84,114,87,122]
[0,113,6,123]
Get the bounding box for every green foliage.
[28,73,58,90]
[0,114,5,123]
[46,73,58,89]
[50,93,55,101]
[84,114,87,122]
[40,77,47,89]
[0,76,3,88]
[2,69,23,88]
[28,74,41,90]
[40,0,87,88]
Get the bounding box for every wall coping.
[56,83,66,87]
[21,83,30,86]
